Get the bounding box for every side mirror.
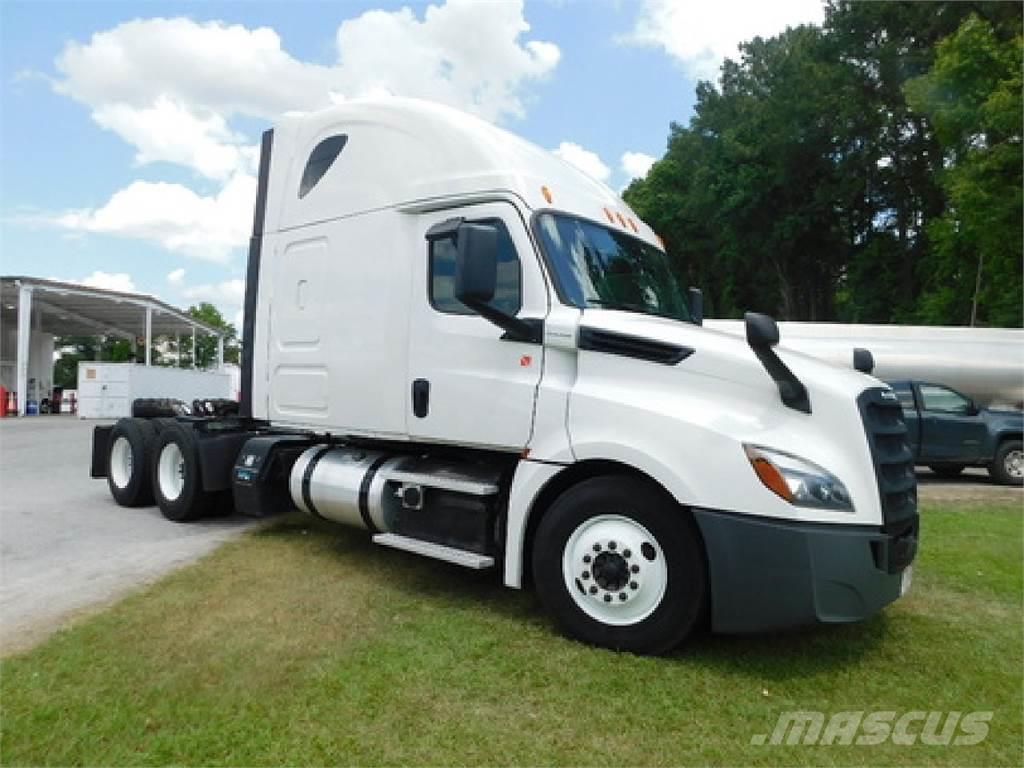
[454,223,498,305]
[687,287,703,326]
[853,347,875,375]
[744,312,779,349]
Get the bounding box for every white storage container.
[76,363,232,419]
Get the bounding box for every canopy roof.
[0,276,222,340]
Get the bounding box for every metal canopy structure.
[1,276,224,414]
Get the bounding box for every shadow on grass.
[256,513,889,676]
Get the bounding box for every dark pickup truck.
[889,380,1023,485]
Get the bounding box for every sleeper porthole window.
[298,134,348,199]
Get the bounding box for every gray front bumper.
[693,509,916,634]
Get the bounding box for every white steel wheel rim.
[562,514,668,626]
[157,441,186,502]
[109,437,133,489]
[1005,449,1024,479]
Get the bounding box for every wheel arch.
[506,457,706,589]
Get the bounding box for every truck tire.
[929,464,965,479]
[106,418,157,507]
[152,422,214,522]
[989,440,1023,486]
[531,475,707,655]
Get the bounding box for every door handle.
[412,379,430,418]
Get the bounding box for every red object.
[0,387,7,418]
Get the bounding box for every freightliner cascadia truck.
[90,99,918,654]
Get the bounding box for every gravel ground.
[0,416,258,655]
[916,467,1023,505]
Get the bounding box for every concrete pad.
[0,416,258,654]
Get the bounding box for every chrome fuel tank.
[289,446,406,531]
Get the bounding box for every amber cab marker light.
[616,212,628,227]
[627,217,638,233]
[541,185,553,204]
[603,207,615,223]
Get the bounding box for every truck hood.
[579,308,881,405]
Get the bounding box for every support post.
[145,305,152,366]
[192,327,197,369]
[216,335,224,369]
[175,334,181,367]
[15,284,32,416]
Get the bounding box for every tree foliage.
[624,1,1022,326]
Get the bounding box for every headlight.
[743,444,854,512]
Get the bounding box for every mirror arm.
[461,298,543,344]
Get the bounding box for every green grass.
[1,501,1021,766]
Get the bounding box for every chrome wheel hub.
[562,514,667,626]
[1005,449,1023,479]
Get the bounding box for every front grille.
[857,388,918,532]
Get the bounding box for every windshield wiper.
[584,299,651,314]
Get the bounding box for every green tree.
[180,302,240,369]
[904,15,1023,326]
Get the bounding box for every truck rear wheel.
[531,475,707,655]
[152,423,213,522]
[106,418,157,507]
[989,440,1023,486]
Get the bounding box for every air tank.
[706,320,1024,410]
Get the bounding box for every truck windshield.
[535,212,691,323]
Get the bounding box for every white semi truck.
[91,99,918,654]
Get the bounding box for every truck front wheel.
[152,423,213,522]
[531,475,707,655]
[106,418,157,507]
[989,439,1023,486]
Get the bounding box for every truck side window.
[429,218,522,316]
[893,386,915,411]
[919,384,971,414]
[298,135,348,198]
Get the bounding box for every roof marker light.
[541,186,553,204]
[616,212,627,227]
[627,217,638,233]
[603,207,615,223]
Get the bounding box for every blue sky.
[0,0,823,328]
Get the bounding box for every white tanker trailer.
[706,321,1024,410]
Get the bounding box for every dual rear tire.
[106,418,221,521]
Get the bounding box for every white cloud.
[625,0,824,80]
[182,279,245,305]
[92,97,257,180]
[55,173,256,263]
[167,268,186,285]
[47,2,560,262]
[552,142,611,182]
[621,151,657,180]
[79,270,137,293]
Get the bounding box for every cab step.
[372,533,495,569]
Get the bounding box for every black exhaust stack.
[239,128,274,419]
[745,312,811,414]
